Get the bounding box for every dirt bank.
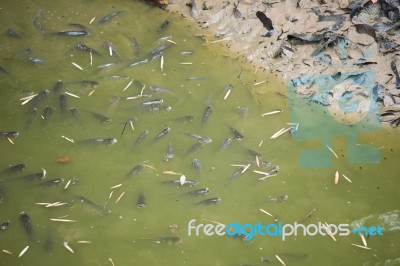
[161,0,400,127]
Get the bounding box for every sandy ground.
[162,0,400,126]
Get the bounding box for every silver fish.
[164,142,174,161]
[80,138,117,145]
[192,158,201,171]
[266,194,288,203]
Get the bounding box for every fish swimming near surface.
[0,131,19,139]
[136,193,146,208]
[164,142,174,161]
[76,196,109,215]
[135,130,149,145]
[7,28,21,38]
[97,11,124,24]
[141,236,182,245]
[19,211,32,236]
[126,164,145,177]
[201,105,213,124]
[0,220,9,230]
[78,138,117,145]
[184,188,209,196]
[196,197,221,205]
[152,127,170,143]
[59,93,68,113]
[42,106,53,121]
[2,163,26,173]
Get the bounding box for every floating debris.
[18,246,29,258]
[63,242,74,253]
[71,62,83,70]
[261,110,283,116]
[259,208,273,217]
[334,171,339,184]
[50,218,77,222]
[327,145,339,158]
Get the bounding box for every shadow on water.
[0,0,399,265]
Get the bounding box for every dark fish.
[77,196,109,214]
[7,28,21,38]
[151,44,172,56]
[201,105,213,124]
[69,107,80,121]
[29,89,49,109]
[266,194,288,203]
[0,131,19,138]
[39,177,64,187]
[185,188,209,196]
[29,56,44,64]
[0,66,12,76]
[136,193,146,208]
[54,30,88,36]
[128,58,149,68]
[80,138,117,145]
[258,166,280,180]
[68,23,90,32]
[141,236,182,245]
[298,208,317,223]
[180,50,194,56]
[256,11,274,37]
[42,106,53,120]
[196,197,221,205]
[192,158,201,171]
[19,169,46,181]
[187,141,205,154]
[150,85,172,94]
[17,48,32,56]
[78,80,99,88]
[229,126,244,140]
[97,62,119,69]
[90,112,110,123]
[391,59,400,89]
[59,93,68,113]
[164,142,174,161]
[97,11,124,24]
[135,130,149,145]
[131,37,139,55]
[153,127,170,142]
[126,164,145,177]
[172,115,194,122]
[32,10,45,34]
[2,163,26,173]
[53,80,64,94]
[158,19,170,31]
[74,43,100,55]
[260,257,272,263]
[19,211,32,235]
[220,138,233,149]
[0,221,9,230]
[26,108,37,126]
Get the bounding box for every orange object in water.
[56,156,71,163]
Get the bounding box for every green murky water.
[0,0,399,265]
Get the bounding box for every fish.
[90,112,111,123]
[172,115,194,123]
[7,28,21,38]
[151,44,172,56]
[97,11,124,24]
[17,48,32,56]
[180,50,194,56]
[141,236,182,245]
[229,126,244,140]
[201,105,213,124]
[0,220,9,230]
[135,130,149,145]
[165,179,199,186]
[164,142,174,161]
[77,196,109,214]
[39,177,64,187]
[29,89,49,109]
[150,85,172,94]
[196,197,221,205]
[266,194,288,203]
[185,133,212,144]
[0,66,12,76]
[32,10,45,34]
[52,80,64,94]
[58,94,68,115]
[139,99,164,110]
[256,11,274,37]
[79,138,117,145]
[74,43,101,55]
[258,166,280,181]
[69,107,80,121]
[68,23,90,32]
[77,80,99,88]
[136,193,146,208]
[29,56,44,64]
[54,31,88,36]
[187,141,205,154]
[158,19,170,31]
[97,62,119,69]
[220,138,233,149]
[126,164,145,177]
[185,187,209,196]
[26,108,38,127]
[153,127,170,142]
[2,163,26,173]
[0,131,19,139]
[42,106,53,120]
[128,58,149,68]
[130,37,139,55]
[298,208,317,223]
[19,212,32,236]
[192,158,201,171]
[19,169,46,181]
